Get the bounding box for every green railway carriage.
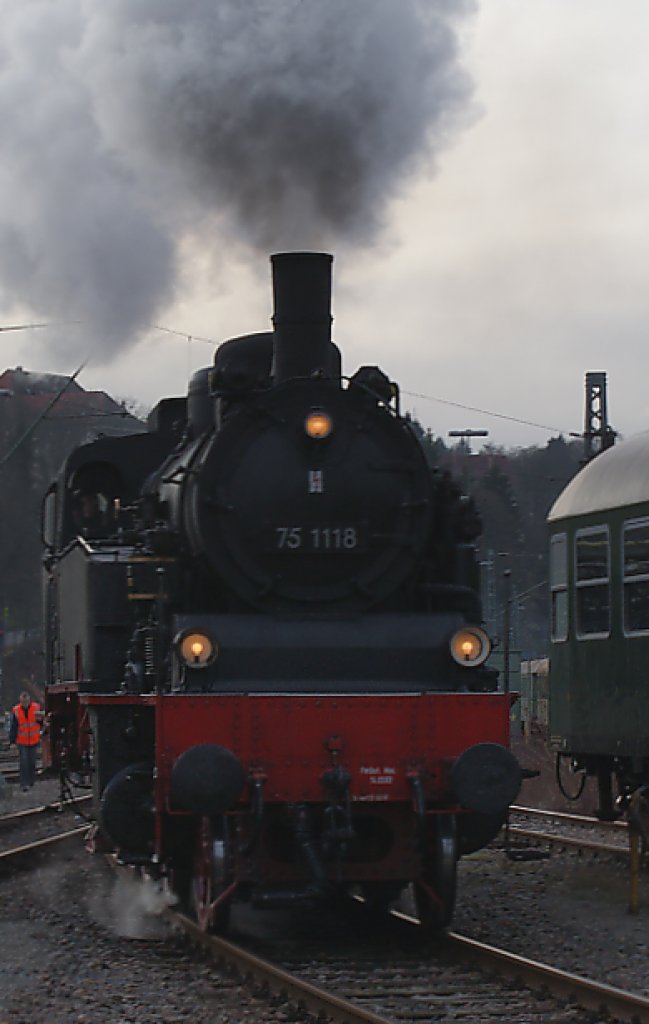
[548,431,649,818]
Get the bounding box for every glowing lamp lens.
[178,631,216,668]
[450,626,491,667]
[305,410,333,439]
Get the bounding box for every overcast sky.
[1,1,648,449]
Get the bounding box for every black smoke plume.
[0,0,477,360]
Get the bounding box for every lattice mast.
[583,371,615,461]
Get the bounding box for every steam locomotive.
[42,252,521,933]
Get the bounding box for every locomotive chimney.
[271,251,334,384]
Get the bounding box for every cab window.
[575,526,610,637]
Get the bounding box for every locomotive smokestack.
[271,252,333,384]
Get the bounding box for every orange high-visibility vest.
[12,702,41,746]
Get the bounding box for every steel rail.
[512,804,627,830]
[0,827,88,865]
[391,906,649,1023]
[0,795,92,826]
[0,769,45,784]
[166,910,394,1024]
[508,824,627,857]
[447,931,649,1023]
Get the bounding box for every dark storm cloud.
[0,0,476,361]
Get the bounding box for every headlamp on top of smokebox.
[304,408,333,440]
[175,629,218,668]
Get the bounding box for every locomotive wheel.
[414,814,457,935]
[190,815,235,933]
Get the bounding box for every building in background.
[0,367,143,708]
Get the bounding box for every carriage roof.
[548,430,649,522]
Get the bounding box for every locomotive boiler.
[42,252,521,933]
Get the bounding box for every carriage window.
[623,519,649,634]
[575,527,610,637]
[550,533,568,641]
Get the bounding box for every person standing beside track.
[9,691,44,790]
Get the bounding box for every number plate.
[267,524,366,553]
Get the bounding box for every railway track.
[512,804,627,827]
[0,762,42,784]
[1,829,646,1022]
[0,792,92,828]
[92,805,649,1022]
[0,758,19,783]
[508,804,633,859]
[0,825,89,867]
[159,898,649,1023]
[0,788,93,863]
[0,804,643,1021]
[446,930,649,1023]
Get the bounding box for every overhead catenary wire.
[153,324,216,345]
[153,326,577,438]
[402,389,578,438]
[0,320,82,333]
[153,323,218,379]
[0,360,88,467]
[0,319,578,440]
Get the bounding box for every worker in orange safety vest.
[9,691,44,790]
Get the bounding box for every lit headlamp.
[304,410,333,439]
[176,630,217,668]
[449,626,491,667]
